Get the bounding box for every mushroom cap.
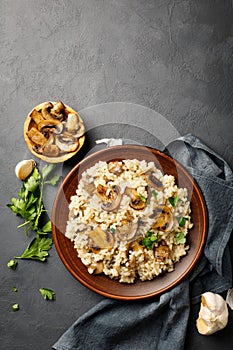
[55,135,79,153]
[65,113,80,132]
[125,187,147,210]
[41,101,53,120]
[151,205,173,232]
[116,222,139,242]
[107,161,123,175]
[88,227,114,253]
[38,119,63,134]
[145,172,163,191]
[101,186,122,212]
[43,144,60,157]
[155,243,170,261]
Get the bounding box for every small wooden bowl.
[52,145,208,300]
[24,101,85,163]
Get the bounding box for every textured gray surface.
[1,1,233,349]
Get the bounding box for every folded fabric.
[53,134,233,350]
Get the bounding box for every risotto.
[65,159,193,283]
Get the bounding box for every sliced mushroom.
[130,240,144,252]
[63,113,85,138]
[50,100,66,120]
[151,205,173,232]
[88,227,114,253]
[41,102,53,120]
[38,119,63,135]
[30,108,45,125]
[27,127,48,146]
[125,187,147,210]
[83,181,96,195]
[96,184,115,201]
[65,113,80,132]
[55,135,79,153]
[101,186,122,212]
[155,241,170,262]
[107,161,123,175]
[120,211,134,226]
[32,145,43,154]
[46,133,55,145]
[43,144,60,157]
[145,171,163,191]
[90,261,104,274]
[116,221,139,242]
[68,207,79,220]
[73,122,85,138]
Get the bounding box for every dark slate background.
[1,1,233,349]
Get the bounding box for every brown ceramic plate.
[24,101,85,163]
[52,145,207,300]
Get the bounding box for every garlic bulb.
[15,159,35,180]
[196,292,228,335]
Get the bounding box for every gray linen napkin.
[53,134,233,350]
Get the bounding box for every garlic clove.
[15,159,36,180]
[196,292,228,335]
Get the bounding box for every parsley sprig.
[7,164,60,261]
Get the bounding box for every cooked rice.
[65,159,193,283]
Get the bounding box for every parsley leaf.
[175,232,186,244]
[7,259,18,270]
[44,175,61,186]
[37,221,52,235]
[12,303,19,311]
[169,195,179,207]
[152,190,158,200]
[141,231,159,250]
[14,237,52,262]
[24,168,40,192]
[39,288,56,300]
[139,193,147,203]
[142,237,153,250]
[177,217,188,227]
[42,164,56,181]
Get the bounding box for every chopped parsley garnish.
[109,227,116,233]
[12,286,18,292]
[139,193,147,203]
[7,259,18,270]
[141,231,159,250]
[39,288,56,300]
[175,232,186,244]
[177,217,188,227]
[12,303,19,311]
[169,195,179,207]
[151,190,158,200]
